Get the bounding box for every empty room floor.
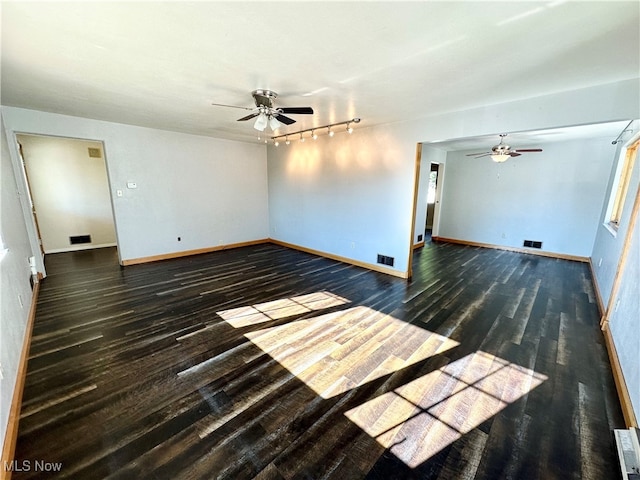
[13,242,624,479]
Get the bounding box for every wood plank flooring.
[10,242,624,479]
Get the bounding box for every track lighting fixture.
[270,118,361,144]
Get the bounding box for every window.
[608,139,638,230]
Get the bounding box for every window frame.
[606,138,638,234]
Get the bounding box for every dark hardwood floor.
[11,241,624,479]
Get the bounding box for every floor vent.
[70,235,92,245]
[523,240,543,249]
[377,254,394,267]
[614,428,640,479]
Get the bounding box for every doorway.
[411,145,446,248]
[16,134,117,255]
[425,162,441,241]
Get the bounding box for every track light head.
[269,118,362,144]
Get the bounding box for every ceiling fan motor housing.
[252,89,278,108]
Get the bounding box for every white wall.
[268,79,640,276]
[591,122,640,422]
[437,138,617,257]
[18,135,116,253]
[2,107,270,264]
[0,117,35,451]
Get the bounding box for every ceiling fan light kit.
[467,134,543,162]
[212,89,361,142]
[211,89,314,133]
[491,153,510,163]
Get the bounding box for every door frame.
[16,140,45,257]
[5,129,121,276]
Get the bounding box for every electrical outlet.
[351,242,356,249]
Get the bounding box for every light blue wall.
[2,107,270,265]
[437,138,617,257]
[268,79,639,276]
[608,212,639,422]
[268,128,415,273]
[0,116,35,447]
[592,121,640,305]
[591,121,640,422]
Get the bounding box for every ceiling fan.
[466,134,543,162]
[211,89,314,132]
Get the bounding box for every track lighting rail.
[270,118,361,145]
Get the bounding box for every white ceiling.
[426,120,634,151]
[2,1,639,145]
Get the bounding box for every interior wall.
[591,121,640,422]
[2,107,270,263]
[0,118,34,450]
[268,80,638,276]
[608,204,639,422]
[17,135,116,253]
[268,127,416,274]
[437,138,617,257]
[592,120,640,306]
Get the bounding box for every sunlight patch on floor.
[344,351,547,468]
[218,291,350,327]
[244,306,459,399]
